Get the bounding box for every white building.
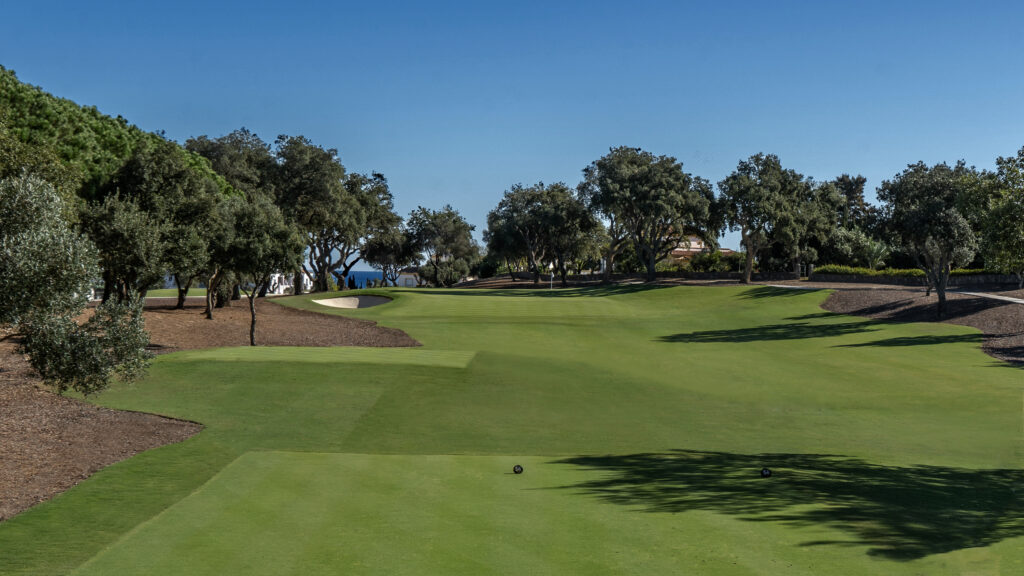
[396,266,420,288]
[267,271,314,295]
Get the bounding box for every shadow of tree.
[836,334,983,348]
[785,312,835,320]
[658,322,877,343]
[740,286,823,299]
[837,293,1009,323]
[554,450,1024,560]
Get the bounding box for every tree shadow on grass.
[740,286,824,299]
[554,450,1024,560]
[785,312,836,320]
[835,334,984,348]
[658,321,877,343]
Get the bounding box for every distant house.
[396,266,420,288]
[670,235,734,263]
[267,271,314,295]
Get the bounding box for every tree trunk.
[231,284,241,301]
[603,252,614,283]
[101,271,114,303]
[934,267,949,319]
[174,274,192,310]
[248,293,257,346]
[205,269,219,319]
[742,236,755,284]
[646,249,657,282]
[293,270,304,295]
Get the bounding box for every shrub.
[21,298,151,396]
[814,265,999,278]
[814,265,924,277]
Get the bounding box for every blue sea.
[345,270,385,289]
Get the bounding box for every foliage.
[1,174,150,395]
[878,161,983,316]
[579,146,714,281]
[0,66,228,201]
[718,153,810,282]
[21,298,151,396]
[96,137,223,305]
[407,205,477,286]
[186,129,276,198]
[823,227,891,270]
[813,265,926,277]
[0,118,82,197]
[332,172,401,287]
[985,147,1024,287]
[688,250,725,273]
[0,174,97,324]
[228,193,305,345]
[364,222,419,286]
[81,195,167,301]
[0,65,145,194]
[272,135,347,291]
[486,182,598,285]
[486,182,554,281]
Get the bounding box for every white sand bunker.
[313,295,392,309]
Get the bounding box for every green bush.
[814,265,999,278]
[21,297,151,396]
[722,252,745,273]
[814,265,924,277]
[687,251,721,272]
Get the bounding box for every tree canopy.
[878,161,983,316]
[580,146,714,281]
[407,205,477,287]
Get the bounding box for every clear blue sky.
[3,0,1024,255]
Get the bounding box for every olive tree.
[1,174,150,395]
[878,161,982,317]
[580,147,713,282]
[227,194,304,345]
[986,148,1024,288]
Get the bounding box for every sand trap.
[312,295,392,309]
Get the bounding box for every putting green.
[3,285,1024,575]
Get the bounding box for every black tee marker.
[513,465,524,474]
[760,467,772,478]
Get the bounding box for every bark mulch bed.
[0,296,418,522]
[142,297,419,352]
[821,287,1024,366]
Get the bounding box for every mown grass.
[3,285,1022,575]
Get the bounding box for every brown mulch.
[141,297,419,352]
[0,296,418,521]
[821,287,1024,366]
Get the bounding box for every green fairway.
[3,285,1023,575]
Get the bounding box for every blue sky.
[3,1,1024,255]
